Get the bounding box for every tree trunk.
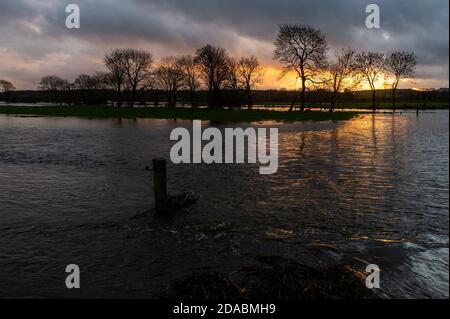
[208,79,214,108]
[289,92,297,112]
[392,88,397,113]
[117,86,122,108]
[167,90,176,107]
[212,88,221,109]
[190,89,196,108]
[208,87,214,108]
[247,89,253,110]
[130,86,137,108]
[329,100,335,113]
[371,90,376,112]
[392,79,399,114]
[53,91,58,106]
[300,77,306,112]
[329,92,337,113]
[173,90,177,108]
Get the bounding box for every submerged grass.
[0,105,358,122]
[165,256,378,299]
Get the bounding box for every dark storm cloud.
[136,0,449,65]
[0,0,34,20]
[0,0,448,89]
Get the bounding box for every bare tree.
[154,57,185,107]
[355,52,385,111]
[140,72,161,106]
[327,48,360,112]
[39,75,67,106]
[226,57,242,108]
[274,24,328,112]
[0,80,16,103]
[124,49,153,107]
[91,71,111,90]
[385,51,417,112]
[74,74,97,91]
[104,49,128,107]
[39,75,65,92]
[0,80,15,92]
[194,44,231,108]
[62,80,75,105]
[238,56,264,109]
[179,55,200,107]
[74,73,109,105]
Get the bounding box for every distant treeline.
[1,88,448,108]
[1,24,449,111]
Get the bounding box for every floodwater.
[0,110,448,298]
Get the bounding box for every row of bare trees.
[35,46,264,109]
[193,45,264,108]
[274,24,417,112]
[103,46,264,108]
[104,49,153,107]
[3,24,417,112]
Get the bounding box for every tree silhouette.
[274,24,328,112]
[194,44,231,108]
[104,49,128,107]
[385,51,416,112]
[124,49,153,108]
[227,57,242,108]
[74,73,109,104]
[74,74,97,91]
[0,80,16,103]
[238,56,264,109]
[327,48,360,112]
[39,75,68,106]
[179,55,200,107]
[154,57,185,107]
[355,52,385,111]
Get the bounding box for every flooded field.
[0,110,448,298]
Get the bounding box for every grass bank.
[0,105,358,122]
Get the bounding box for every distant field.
[0,105,359,122]
[256,101,449,109]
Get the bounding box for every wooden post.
[153,158,167,212]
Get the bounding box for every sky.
[0,0,448,90]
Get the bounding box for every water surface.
[0,111,448,298]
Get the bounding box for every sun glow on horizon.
[259,65,392,91]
